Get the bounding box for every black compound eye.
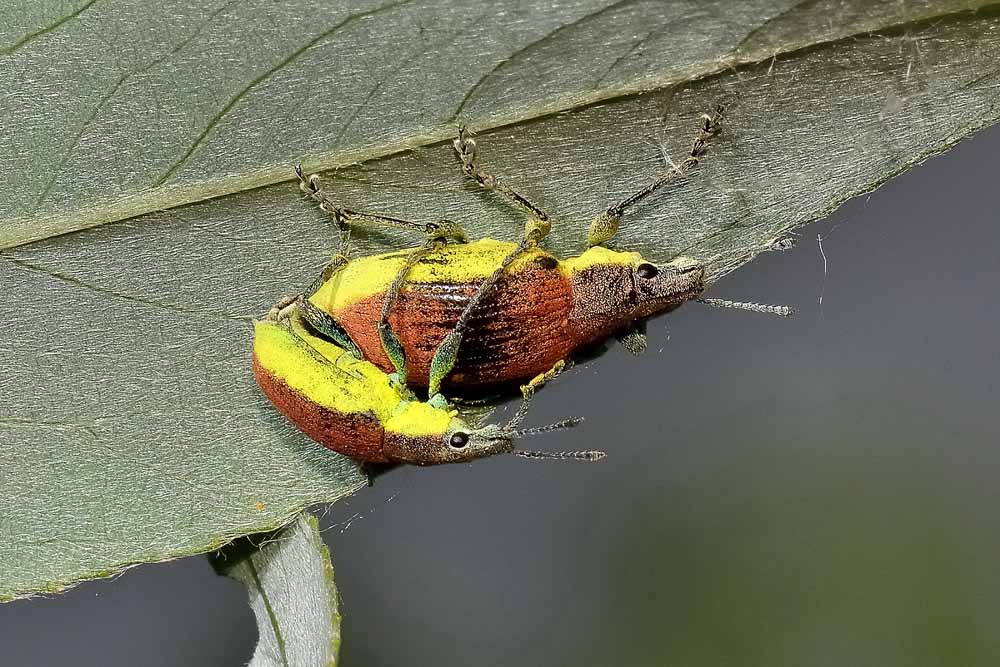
[449,432,469,449]
[637,263,659,279]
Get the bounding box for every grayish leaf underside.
[215,514,341,667]
[1,0,999,600]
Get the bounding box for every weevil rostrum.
[254,105,791,464]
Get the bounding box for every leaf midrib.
[5,2,998,252]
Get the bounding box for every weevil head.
[382,403,514,465]
[631,255,705,317]
[564,247,705,337]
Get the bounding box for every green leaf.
[3,1,1000,601]
[212,512,342,667]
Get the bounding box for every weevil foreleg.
[295,165,469,245]
[426,238,535,398]
[303,252,350,302]
[587,105,725,247]
[454,128,552,245]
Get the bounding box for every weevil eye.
[637,263,659,279]
[449,432,469,449]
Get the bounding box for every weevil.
[290,105,790,400]
[252,302,603,464]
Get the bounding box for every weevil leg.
[296,165,468,244]
[426,238,535,398]
[587,105,726,247]
[286,254,364,359]
[267,295,298,321]
[453,127,552,245]
[296,298,365,359]
[378,240,439,389]
[506,360,568,430]
[303,252,350,302]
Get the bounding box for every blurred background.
[1,122,997,666]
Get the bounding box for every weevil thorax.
[382,405,514,465]
[563,246,705,343]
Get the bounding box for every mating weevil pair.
[253,105,792,465]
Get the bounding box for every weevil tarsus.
[587,104,726,248]
[266,295,298,322]
[454,126,552,244]
[506,359,568,432]
[617,320,649,355]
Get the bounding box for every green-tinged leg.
[427,238,534,398]
[303,253,350,303]
[378,241,437,390]
[587,104,725,248]
[454,128,552,244]
[296,298,364,359]
[266,254,362,357]
[275,251,364,359]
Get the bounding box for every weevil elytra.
[252,302,603,464]
[291,105,789,400]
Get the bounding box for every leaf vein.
[33,0,240,211]
[5,256,253,323]
[0,0,100,56]
[449,0,639,123]
[155,0,415,187]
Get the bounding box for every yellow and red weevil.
[252,302,603,464]
[290,105,790,402]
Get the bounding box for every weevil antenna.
[697,298,795,317]
[505,418,605,461]
[513,450,606,461]
[509,417,584,438]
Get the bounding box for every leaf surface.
[2,1,1000,601]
